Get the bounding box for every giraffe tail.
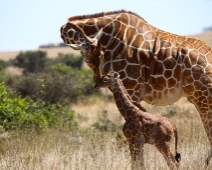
[174,126,181,162]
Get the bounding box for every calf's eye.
[103,78,108,82]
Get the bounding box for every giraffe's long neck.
[110,79,142,120]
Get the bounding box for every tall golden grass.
[0,95,211,170]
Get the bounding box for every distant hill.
[0,31,211,61]
[0,47,80,61]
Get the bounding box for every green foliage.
[1,55,97,105]
[27,101,79,130]
[7,67,96,104]
[55,53,83,69]
[0,60,8,71]
[51,64,96,100]
[92,110,118,132]
[4,65,96,104]
[11,51,48,74]
[0,51,99,131]
[0,82,79,130]
[0,72,18,87]
[10,51,83,75]
[0,82,29,129]
[51,63,74,74]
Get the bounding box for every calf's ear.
[67,43,85,50]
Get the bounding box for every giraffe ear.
[67,43,85,50]
[87,28,103,47]
[92,28,103,43]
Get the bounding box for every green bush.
[0,82,29,129]
[51,64,96,95]
[0,60,8,71]
[26,101,79,130]
[55,53,83,69]
[1,66,97,105]
[51,63,74,74]
[0,82,78,130]
[92,110,118,132]
[11,51,48,74]
[10,51,83,75]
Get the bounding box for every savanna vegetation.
[0,50,211,169]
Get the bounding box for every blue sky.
[0,0,211,52]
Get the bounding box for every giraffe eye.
[103,78,108,82]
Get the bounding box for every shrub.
[11,51,48,74]
[3,66,97,105]
[0,82,30,129]
[9,73,76,104]
[0,82,79,130]
[55,53,84,69]
[51,65,97,97]
[92,110,118,132]
[0,60,8,71]
[10,51,83,75]
[26,101,79,130]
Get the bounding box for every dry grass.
[0,96,211,170]
[3,66,23,75]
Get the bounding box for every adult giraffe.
[60,9,212,160]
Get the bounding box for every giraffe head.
[61,22,103,60]
[94,71,120,90]
[61,22,104,82]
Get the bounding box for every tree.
[12,51,48,74]
[0,60,8,71]
[56,53,84,69]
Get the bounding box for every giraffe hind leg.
[155,142,179,169]
[205,148,212,167]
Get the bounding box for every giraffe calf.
[95,71,181,169]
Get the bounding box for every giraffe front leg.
[123,123,145,169]
[198,108,212,167]
[127,136,144,169]
[187,95,212,167]
[182,64,212,166]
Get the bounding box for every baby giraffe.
[94,71,181,169]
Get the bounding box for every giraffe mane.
[68,9,147,22]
